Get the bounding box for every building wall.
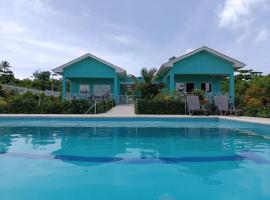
[62,57,121,95]
[163,50,234,95]
[69,78,115,94]
[63,57,116,78]
[172,50,233,75]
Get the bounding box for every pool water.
[0,117,270,200]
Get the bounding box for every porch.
[167,74,234,103]
[62,77,118,100]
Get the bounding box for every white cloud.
[14,0,56,14]
[0,22,26,34]
[102,33,133,46]
[254,28,269,42]
[217,0,270,45]
[218,0,266,28]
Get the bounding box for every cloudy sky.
[0,0,269,78]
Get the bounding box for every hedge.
[135,99,186,114]
[0,92,114,114]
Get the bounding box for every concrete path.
[100,104,135,116]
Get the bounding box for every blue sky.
[0,0,269,78]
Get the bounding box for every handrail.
[85,100,97,114]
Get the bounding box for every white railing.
[85,100,97,114]
[66,92,112,101]
[0,84,61,97]
[181,92,229,103]
[204,92,230,103]
[66,92,138,105]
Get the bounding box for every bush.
[0,92,114,114]
[61,99,89,114]
[4,92,40,114]
[136,99,185,114]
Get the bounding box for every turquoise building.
[53,46,245,103]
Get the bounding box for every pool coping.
[0,114,270,125]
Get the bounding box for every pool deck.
[0,104,269,125]
[0,114,269,125]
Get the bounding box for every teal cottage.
[53,46,245,103]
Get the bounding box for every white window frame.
[79,84,90,94]
[93,84,111,96]
[201,82,212,92]
[175,82,186,93]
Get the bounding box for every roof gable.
[155,46,246,80]
[163,46,245,69]
[52,53,126,75]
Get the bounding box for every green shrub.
[5,92,40,114]
[136,99,185,114]
[38,96,63,114]
[0,92,114,114]
[153,93,173,101]
[62,99,89,114]
[192,89,205,100]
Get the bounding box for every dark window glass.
[186,83,194,93]
[201,83,211,92]
[201,83,206,91]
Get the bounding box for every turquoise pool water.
[0,117,270,200]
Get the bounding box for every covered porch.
[167,73,234,103]
[62,77,119,101]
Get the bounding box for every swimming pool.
[0,117,270,200]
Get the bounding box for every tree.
[0,61,15,84]
[32,70,51,90]
[136,67,164,99]
[0,61,12,74]
[32,70,51,82]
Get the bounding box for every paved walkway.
[100,104,135,116]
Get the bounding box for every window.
[201,83,212,92]
[186,83,194,93]
[93,85,111,96]
[79,84,90,94]
[175,83,185,93]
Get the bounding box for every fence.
[66,92,137,105]
[0,84,61,97]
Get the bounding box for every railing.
[117,95,137,104]
[66,92,138,105]
[183,92,230,103]
[0,84,61,97]
[204,92,230,103]
[66,92,112,101]
[85,100,97,114]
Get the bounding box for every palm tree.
[140,68,157,84]
[136,67,164,99]
[0,61,14,84]
[0,61,12,74]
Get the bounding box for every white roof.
[52,53,126,74]
[162,46,246,69]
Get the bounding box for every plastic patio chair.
[213,95,241,115]
[186,95,208,115]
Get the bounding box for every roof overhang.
[52,53,127,76]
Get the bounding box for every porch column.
[169,72,175,96]
[229,72,234,104]
[114,75,118,103]
[62,76,66,100]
